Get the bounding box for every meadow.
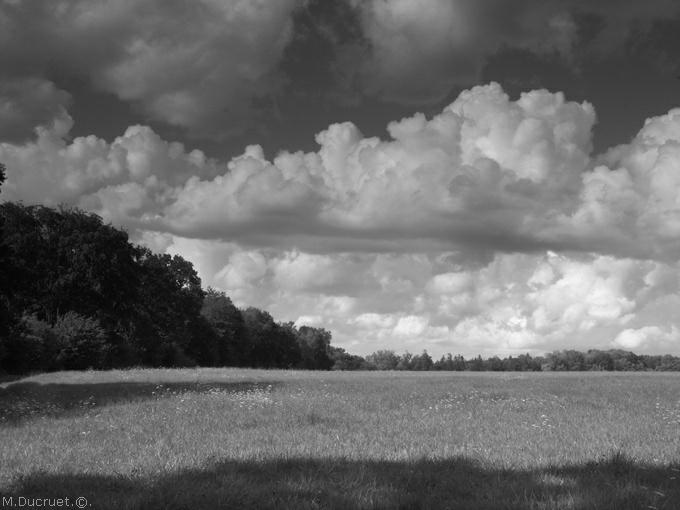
[1,369,679,509]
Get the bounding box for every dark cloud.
[0,0,301,139]
[330,0,680,106]
[0,78,71,141]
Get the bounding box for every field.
[1,369,679,509]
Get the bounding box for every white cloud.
[294,315,324,328]
[353,313,397,330]
[153,83,596,255]
[3,82,680,356]
[272,251,340,292]
[215,251,268,291]
[553,108,680,260]
[393,315,429,337]
[163,239,680,356]
[613,326,680,352]
[0,116,223,231]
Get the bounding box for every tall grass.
[1,369,679,509]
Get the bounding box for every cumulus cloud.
[0,113,224,232]
[0,0,300,137]
[613,326,680,352]
[163,241,680,356]
[551,108,680,260]
[3,81,680,355]
[157,83,597,255]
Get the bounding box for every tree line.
[1,163,679,374]
[359,349,680,372]
[0,164,337,374]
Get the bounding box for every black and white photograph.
[1,1,679,508]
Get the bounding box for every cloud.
[157,83,597,255]
[163,240,680,356]
[2,0,678,141]
[0,113,224,231]
[343,0,680,104]
[613,326,680,351]
[0,0,300,138]
[0,78,71,142]
[346,0,574,104]
[3,82,680,356]
[4,81,680,262]
[551,108,680,260]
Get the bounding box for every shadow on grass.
[0,373,26,385]
[3,454,679,510]
[0,380,279,425]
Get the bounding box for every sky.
[2,0,680,357]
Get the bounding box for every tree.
[329,346,366,370]
[484,356,504,371]
[395,352,413,370]
[412,350,433,371]
[547,350,586,371]
[516,353,542,371]
[657,355,680,371]
[296,326,333,370]
[0,163,12,361]
[468,355,484,371]
[0,203,143,369]
[0,204,140,327]
[201,288,247,366]
[434,354,452,371]
[276,322,304,369]
[51,312,108,370]
[585,350,614,371]
[133,248,205,366]
[365,350,400,370]
[241,307,301,368]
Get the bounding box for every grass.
[1,369,679,509]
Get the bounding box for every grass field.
[1,369,679,509]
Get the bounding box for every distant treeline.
[1,164,679,374]
[356,349,680,372]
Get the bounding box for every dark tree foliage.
[357,349,680,372]
[0,163,12,350]
[412,350,434,371]
[50,312,108,370]
[328,346,367,370]
[133,248,206,366]
[0,203,210,372]
[241,308,301,368]
[546,349,586,371]
[468,355,484,372]
[295,325,333,370]
[0,203,140,327]
[365,350,400,370]
[201,288,247,366]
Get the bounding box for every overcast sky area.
[2,0,680,357]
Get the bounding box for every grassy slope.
[1,369,679,509]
